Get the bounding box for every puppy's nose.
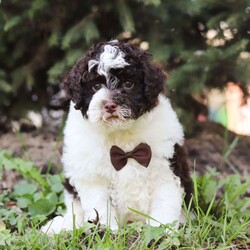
[104,101,117,114]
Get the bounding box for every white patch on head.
[88,43,129,89]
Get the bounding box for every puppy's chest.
[108,167,152,211]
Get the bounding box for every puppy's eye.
[92,83,102,92]
[123,81,134,90]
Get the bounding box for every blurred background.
[0,0,249,135]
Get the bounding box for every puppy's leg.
[75,179,118,230]
[148,179,183,231]
[41,191,84,235]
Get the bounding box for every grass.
[0,150,249,249]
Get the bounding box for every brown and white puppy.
[42,40,192,234]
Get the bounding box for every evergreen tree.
[0,0,249,129]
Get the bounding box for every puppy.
[42,40,193,234]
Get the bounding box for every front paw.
[41,216,70,235]
[85,208,100,224]
[84,208,118,231]
[84,208,100,224]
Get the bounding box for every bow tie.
[110,143,152,171]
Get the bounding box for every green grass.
[0,150,249,249]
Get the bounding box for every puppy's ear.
[60,42,105,114]
[60,57,88,111]
[143,59,166,108]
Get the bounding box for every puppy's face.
[61,41,165,128]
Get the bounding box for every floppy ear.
[60,57,88,111]
[142,58,166,109]
[60,42,106,115]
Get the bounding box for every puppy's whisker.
[119,107,132,118]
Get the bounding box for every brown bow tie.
[110,143,152,171]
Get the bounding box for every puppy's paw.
[41,216,66,235]
[108,220,119,232]
[84,208,100,224]
[84,208,118,231]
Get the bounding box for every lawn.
[0,150,249,249]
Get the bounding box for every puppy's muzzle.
[104,100,118,114]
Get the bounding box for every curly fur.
[60,40,165,116]
[42,40,192,235]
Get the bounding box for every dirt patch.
[0,131,62,169]
[0,131,62,191]
[185,122,250,176]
